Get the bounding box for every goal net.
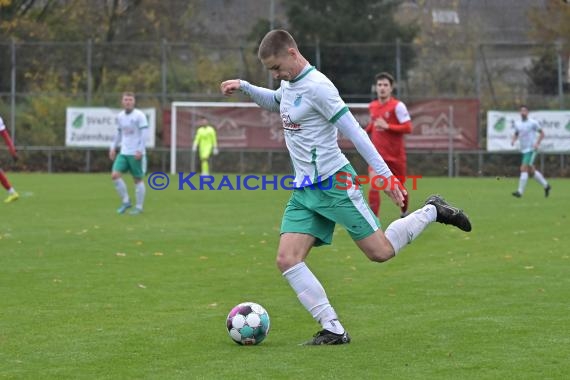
[168,101,286,174]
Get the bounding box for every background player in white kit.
[221,30,472,345]
[109,92,149,215]
[511,105,551,198]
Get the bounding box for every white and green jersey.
[240,65,392,188]
[113,109,148,155]
[513,117,541,153]
[274,66,349,187]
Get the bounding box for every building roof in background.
[400,0,548,43]
[187,0,287,45]
[187,0,552,45]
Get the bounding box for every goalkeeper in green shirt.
[192,117,219,175]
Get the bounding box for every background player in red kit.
[0,115,19,203]
[366,72,412,217]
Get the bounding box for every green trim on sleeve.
[329,106,349,123]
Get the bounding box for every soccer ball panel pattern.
[226,302,270,345]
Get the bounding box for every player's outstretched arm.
[221,79,280,112]
[335,111,406,207]
[221,80,241,96]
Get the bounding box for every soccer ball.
[226,302,270,345]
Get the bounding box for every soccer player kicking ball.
[0,115,19,203]
[221,30,472,346]
[109,92,149,215]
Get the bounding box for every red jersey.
[366,97,412,162]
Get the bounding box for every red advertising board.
[163,99,479,150]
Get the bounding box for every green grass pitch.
[1,173,569,379]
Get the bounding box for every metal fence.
[2,147,568,179]
[0,40,568,175]
[0,39,567,108]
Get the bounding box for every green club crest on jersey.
[493,117,506,132]
[72,114,84,129]
[294,94,302,106]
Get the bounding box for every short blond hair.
[258,29,298,60]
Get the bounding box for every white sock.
[385,204,437,254]
[322,319,344,335]
[283,262,344,333]
[533,171,548,187]
[8,187,15,194]
[518,172,528,194]
[113,178,129,203]
[135,181,145,210]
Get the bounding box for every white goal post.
[169,101,261,174]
